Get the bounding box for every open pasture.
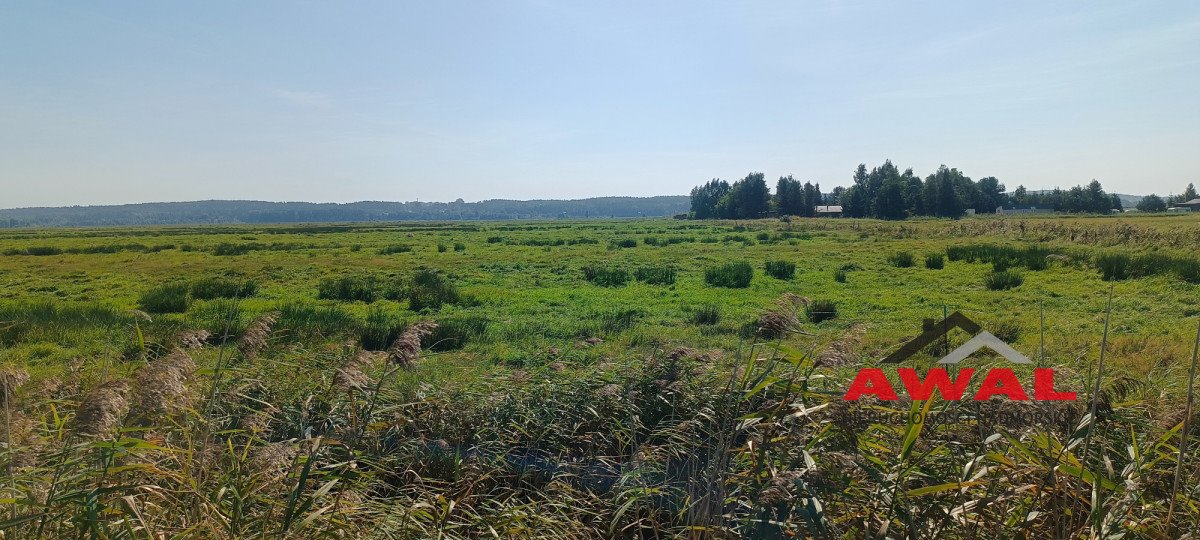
[1,214,1199,538]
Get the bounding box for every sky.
[1,1,1198,208]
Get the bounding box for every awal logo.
[844,312,1075,401]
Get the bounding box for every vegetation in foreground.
[1,214,1199,538]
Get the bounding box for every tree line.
[1136,183,1197,212]
[688,160,1171,220]
[0,197,693,228]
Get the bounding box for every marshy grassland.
[1,214,1199,538]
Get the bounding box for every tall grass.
[582,265,630,287]
[764,260,796,280]
[633,266,676,285]
[947,243,1056,271]
[705,262,753,288]
[138,283,191,313]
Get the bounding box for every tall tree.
[923,165,966,218]
[1183,183,1198,201]
[802,182,822,217]
[1137,194,1167,212]
[774,176,804,216]
[717,172,771,219]
[689,179,730,219]
[975,176,1006,213]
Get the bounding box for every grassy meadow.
[1,214,1199,538]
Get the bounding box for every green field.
[1,214,1199,538]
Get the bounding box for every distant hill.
[0,197,691,228]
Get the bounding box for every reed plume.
[73,380,130,437]
[387,321,437,368]
[130,349,196,420]
[334,350,378,392]
[239,311,279,360]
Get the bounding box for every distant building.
[815,205,843,217]
[1170,198,1200,212]
[997,206,1053,215]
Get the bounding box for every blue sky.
[1,1,1198,207]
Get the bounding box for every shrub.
[833,268,848,283]
[360,305,405,350]
[984,270,1024,290]
[705,262,753,288]
[318,275,379,303]
[25,246,63,256]
[190,278,258,300]
[486,236,503,243]
[924,254,944,269]
[453,242,466,252]
[589,308,642,334]
[888,252,915,268]
[610,239,638,249]
[633,266,676,286]
[1095,253,1130,281]
[582,266,630,287]
[806,299,837,323]
[947,244,1055,271]
[276,302,358,339]
[425,315,489,351]
[138,283,191,313]
[764,260,796,280]
[212,243,254,256]
[437,243,448,253]
[407,268,462,312]
[689,304,721,325]
[379,244,413,255]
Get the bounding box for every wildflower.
[74,380,130,437]
[239,311,279,360]
[387,321,437,368]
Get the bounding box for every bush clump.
[689,304,721,325]
[764,260,796,280]
[984,270,1024,290]
[610,239,638,249]
[407,268,462,312]
[806,299,838,323]
[424,315,489,351]
[138,283,191,313]
[318,275,379,303]
[888,252,915,268]
[947,244,1055,271]
[582,266,630,287]
[924,254,944,269]
[833,268,848,283]
[378,244,413,255]
[705,262,753,288]
[633,266,676,285]
[190,278,258,300]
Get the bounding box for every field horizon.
[2,213,1199,537]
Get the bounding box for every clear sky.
[1,1,1198,208]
